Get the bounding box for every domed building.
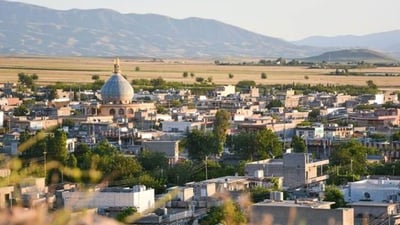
[95,59,155,120]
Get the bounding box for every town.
[0,57,400,225]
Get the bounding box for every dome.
[101,59,134,104]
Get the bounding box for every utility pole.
[43,150,47,179]
[205,155,208,180]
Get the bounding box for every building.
[245,153,329,188]
[86,59,156,120]
[324,124,354,140]
[62,185,154,213]
[350,108,400,130]
[342,177,400,203]
[295,123,324,139]
[0,186,14,208]
[141,140,180,164]
[161,121,204,132]
[251,199,354,225]
[214,85,235,97]
[348,201,400,225]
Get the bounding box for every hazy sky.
[15,0,400,41]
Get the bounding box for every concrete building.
[214,85,235,97]
[342,177,400,203]
[0,186,14,208]
[161,121,203,132]
[324,124,354,140]
[350,108,400,129]
[62,185,154,213]
[199,176,251,192]
[0,111,3,127]
[348,201,400,225]
[245,153,329,188]
[295,123,324,139]
[251,199,354,225]
[142,140,180,164]
[186,182,216,199]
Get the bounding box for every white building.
[342,177,400,203]
[215,85,235,97]
[0,111,3,127]
[295,123,324,139]
[62,185,154,213]
[161,121,203,132]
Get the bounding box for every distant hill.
[294,30,400,58]
[301,49,399,63]
[0,0,323,58]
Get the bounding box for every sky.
[14,0,400,41]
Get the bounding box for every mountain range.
[302,49,399,64]
[0,0,321,58]
[0,0,399,59]
[294,30,400,58]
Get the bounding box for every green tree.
[62,118,75,128]
[261,72,267,79]
[207,76,213,83]
[18,72,34,87]
[135,66,140,71]
[13,104,29,116]
[47,130,69,164]
[324,185,346,208]
[236,80,256,89]
[291,135,306,153]
[229,73,234,79]
[190,72,195,78]
[150,77,166,88]
[226,132,257,160]
[308,108,321,121]
[91,74,100,81]
[48,87,58,100]
[137,150,169,172]
[182,71,189,78]
[200,200,246,225]
[200,206,224,225]
[250,186,271,203]
[66,154,77,168]
[185,129,218,160]
[213,110,231,153]
[266,99,283,109]
[330,141,377,177]
[116,207,137,223]
[195,77,205,83]
[392,130,400,141]
[31,73,39,81]
[366,80,378,89]
[255,128,282,159]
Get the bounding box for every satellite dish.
[364,192,371,199]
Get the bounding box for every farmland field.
[1,56,400,88]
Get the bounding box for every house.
[251,199,354,225]
[141,140,180,165]
[62,185,154,213]
[245,153,329,188]
[214,85,235,97]
[295,123,324,139]
[342,177,400,203]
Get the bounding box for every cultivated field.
[1,56,400,87]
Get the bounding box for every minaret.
[113,58,121,74]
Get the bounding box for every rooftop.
[254,199,335,209]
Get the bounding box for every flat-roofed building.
[251,199,354,225]
[245,153,329,188]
